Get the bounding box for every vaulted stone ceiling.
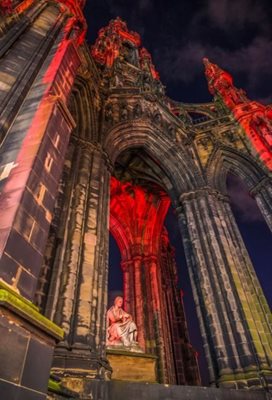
[114,147,168,197]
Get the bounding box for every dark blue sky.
[84,0,271,386]
[85,0,272,104]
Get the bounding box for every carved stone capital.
[179,186,230,203]
[249,176,272,196]
[70,136,114,172]
[71,135,99,151]
[142,255,158,265]
[121,260,134,271]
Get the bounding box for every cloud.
[205,0,268,33]
[227,175,263,223]
[105,0,154,19]
[139,0,153,11]
[155,42,206,84]
[156,34,272,102]
[87,0,272,103]
[153,0,272,102]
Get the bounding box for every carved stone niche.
[104,103,114,124]
[166,123,176,139]
[119,101,129,121]
[120,42,138,66]
[222,130,236,143]
[133,103,142,119]
[196,135,214,167]
[152,111,162,126]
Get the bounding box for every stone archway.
[206,146,272,231]
[108,147,201,385]
[0,5,271,398]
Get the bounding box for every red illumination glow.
[15,0,35,15]
[204,58,272,170]
[91,18,141,68]
[110,177,170,258]
[91,18,160,80]
[110,177,170,349]
[1,0,13,15]
[0,14,81,255]
[56,0,87,45]
[139,47,160,80]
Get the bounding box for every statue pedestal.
[106,349,157,383]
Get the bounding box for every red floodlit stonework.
[110,176,170,257]
[91,17,160,79]
[56,0,87,44]
[139,47,160,80]
[109,177,200,385]
[204,58,272,170]
[0,0,13,15]
[0,5,271,397]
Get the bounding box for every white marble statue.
[106,296,138,348]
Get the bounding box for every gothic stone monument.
[0,1,271,399]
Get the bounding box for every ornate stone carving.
[133,103,142,119]
[104,103,114,124]
[203,57,272,169]
[119,101,129,121]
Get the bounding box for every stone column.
[133,255,146,350]
[0,3,83,398]
[176,187,272,390]
[250,177,272,232]
[45,140,112,389]
[121,260,134,316]
[145,255,168,383]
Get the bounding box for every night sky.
[84,0,271,385]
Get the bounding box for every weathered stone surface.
[82,380,269,400]
[106,350,157,382]
[0,6,271,400]
[0,282,63,400]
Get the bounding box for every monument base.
[106,349,157,383]
[0,281,63,400]
[83,380,269,400]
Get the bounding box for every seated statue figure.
[106,296,138,348]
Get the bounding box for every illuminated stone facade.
[0,2,271,399]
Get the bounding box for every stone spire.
[203,58,272,170]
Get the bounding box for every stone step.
[80,380,270,400]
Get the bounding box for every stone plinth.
[107,349,157,383]
[0,281,63,400]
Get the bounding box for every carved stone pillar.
[250,177,272,232]
[44,141,112,389]
[176,187,272,390]
[133,255,146,351]
[0,3,83,398]
[121,260,135,318]
[145,255,167,383]
[159,231,201,386]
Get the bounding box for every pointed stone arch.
[110,213,133,261]
[70,74,100,142]
[206,145,269,193]
[103,120,205,198]
[206,145,272,231]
